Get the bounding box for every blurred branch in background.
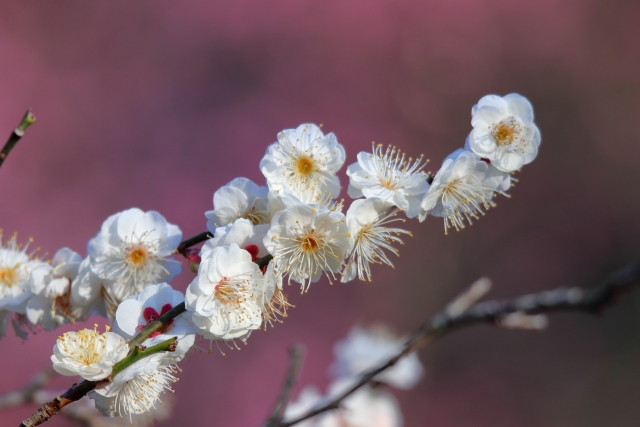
[272,261,640,427]
[0,110,35,170]
[266,345,306,427]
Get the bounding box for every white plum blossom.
[286,381,403,427]
[205,177,269,231]
[26,248,84,331]
[330,325,424,390]
[264,204,350,291]
[90,364,179,420]
[418,150,510,233]
[319,380,403,427]
[260,123,346,200]
[203,218,270,262]
[342,198,411,283]
[114,283,195,363]
[51,325,129,381]
[0,234,43,314]
[88,208,182,306]
[347,144,429,218]
[185,243,263,341]
[284,386,325,427]
[70,257,113,319]
[467,93,541,172]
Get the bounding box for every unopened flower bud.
[186,250,201,273]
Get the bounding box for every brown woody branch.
[175,231,212,257]
[266,345,306,427]
[275,261,640,427]
[0,110,36,171]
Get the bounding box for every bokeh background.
[1,1,640,426]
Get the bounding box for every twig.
[19,338,178,427]
[266,345,306,427]
[0,110,36,170]
[277,261,640,427]
[175,231,212,257]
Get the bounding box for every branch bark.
[175,231,212,257]
[18,337,178,427]
[0,110,36,170]
[275,261,640,427]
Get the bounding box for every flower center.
[443,178,461,195]
[299,231,321,252]
[295,156,315,176]
[126,245,149,266]
[241,207,268,225]
[59,326,109,366]
[215,278,247,308]
[379,177,398,190]
[0,266,19,287]
[493,124,515,146]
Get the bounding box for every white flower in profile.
[114,283,196,363]
[319,380,403,427]
[342,198,411,283]
[51,325,128,381]
[257,260,293,327]
[88,208,182,305]
[70,257,114,319]
[0,233,44,317]
[467,93,541,172]
[418,149,510,233]
[203,218,270,262]
[26,248,84,331]
[264,204,350,291]
[260,123,346,200]
[90,364,179,421]
[347,144,429,218]
[205,177,269,231]
[185,243,263,341]
[330,324,424,390]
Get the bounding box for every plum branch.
[0,110,36,171]
[270,261,640,427]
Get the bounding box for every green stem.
[129,305,185,349]
[113,337,177,377]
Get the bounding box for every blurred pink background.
[1,1,640,426]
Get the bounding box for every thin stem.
[0,110,36,170]
[112,337,177,377]
[266,345,305,426]
[175,231,212,257]
[128,304,186,348]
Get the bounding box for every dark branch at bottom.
[275,261,640,427]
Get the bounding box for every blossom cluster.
[0,93,539,421]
